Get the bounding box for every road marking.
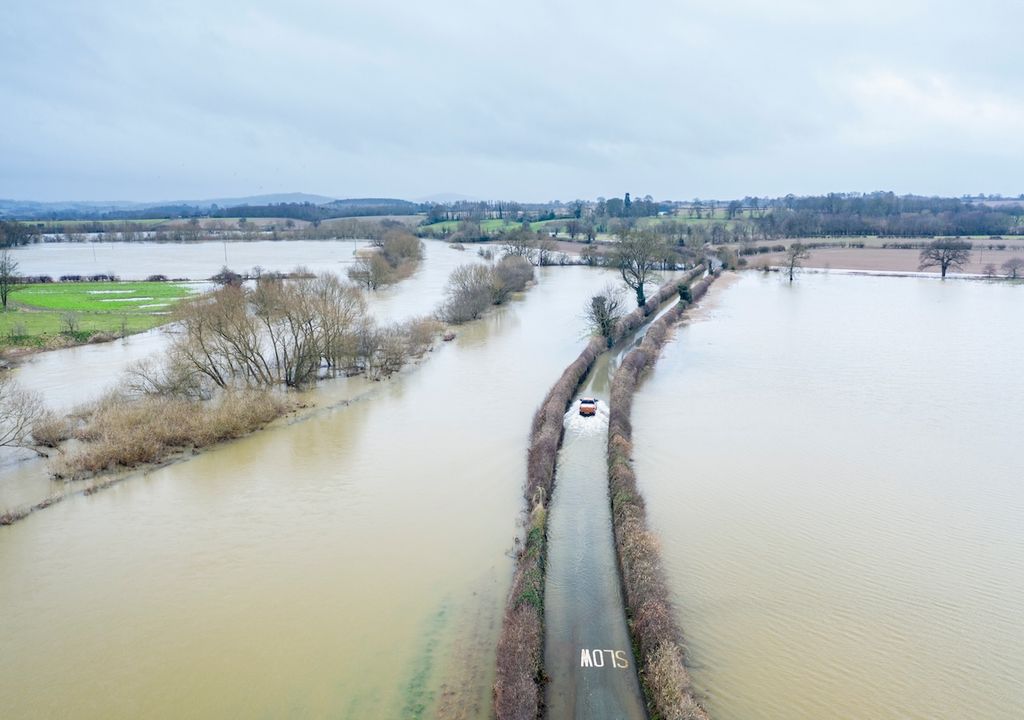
[580,649,630,669]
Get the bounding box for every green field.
[1,281,194,348]
[14,282,191,312]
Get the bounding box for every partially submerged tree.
[211,265,243,286]
[439,259,534,323]
[490,255,534,304]
[919,239,972,279]
[347,252,393,290]
[0,373,45,454]
[614,230,663,306]
[438,264,494,324]
[501,225,537,264]
[586,284,625,346]
[1001,257,1024,279]
[784,242,810,282]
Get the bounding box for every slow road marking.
[580,649,630,669]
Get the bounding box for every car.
[579,397,597,416]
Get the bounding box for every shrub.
[54,390,288,479]
[491,255,534,304]
[439,264,494,324]
[31,411,72,448]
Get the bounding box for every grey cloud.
[2,0,1022,201]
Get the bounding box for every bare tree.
[347,252,393,290]
[502,226,537,264]
[784,242,810,282]
[0,373,45,453]
[614,230,663,306]
[534,237,558,266]
[490,255,534,304]
[585,284,625,346]
[0,249,23,310]
[439,264,494,324]
[1001,257,1024,279]
[919,239,972,279]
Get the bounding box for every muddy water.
[632,272,1024,719]
[10,240,476,411]
[0,241,479,512]
[0,264,620,718]
[544,352,647,720]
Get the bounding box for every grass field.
[14,282,192,312]
[1,281,194,348]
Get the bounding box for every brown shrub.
[496,332,606,719]
[605,270,715,720]
[54,390,288,479]
[30,410,72,448]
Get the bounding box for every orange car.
[579,398,597,416]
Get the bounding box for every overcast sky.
[2,0,1021,203]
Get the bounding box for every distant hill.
[415,192,480,203]
[0,193,341,220]
[187,193,338,208]
[0,198,147,218]
[323,197,417,209]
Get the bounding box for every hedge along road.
[542,289,689,719]
[544,348,645,719]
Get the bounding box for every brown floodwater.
[632,272,1024,719]
[0,262,621,718]
[0,240,482,514]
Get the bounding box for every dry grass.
[30,410,72,448]
[54,390,290,479]
[607,271,716,720]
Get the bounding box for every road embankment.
[493,266,706,720]
[607,272,716,720]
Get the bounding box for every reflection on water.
[633,272,1024,720]
[0,265,622,718]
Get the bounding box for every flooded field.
[9,240,478,410]
[0,263,619,718]
[1,240,483,513]
[633,272,1024,719]
[10,239,372,281]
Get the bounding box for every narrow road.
[543,352,647,719]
